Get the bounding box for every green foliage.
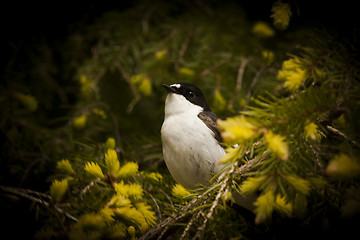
[1,0,359,239]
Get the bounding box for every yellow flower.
[127,226,136,238]
[13,92,38,112]
[84,162,105,180]
[262,50,275,65]
[92,108,107,119]
[130,74,144,85]
[138,76,152,96]
[50,179,68,203]
[131,74,152,96]
[277,57,307,91]
[73,114,87,129]
[240,176,268,195]
[118,162,139,178]
[56,159,75,175]
[275,194,292,216]
[106,137,116,149]
[79,75,92,95]
[251,21,275,38]
[285,175,311,195]
[135,202,157,225]
[218,145,242,165]
[304,122,321,141]
[172,184,191,198]
[326,154,360,179]
[282,57,301,70]
[99,207,114,223]
[265,131,289,160]
[155,49,167,60]
[271,1,292,30]
[179,67,195,76]
[115,181,143,199]
[283,68,307,91]
[108,194,132,208]
[254,190,275,224]
[218,116,257,144]
[105,149,120,178]
[114,206,145,227]
[145,172,163,182]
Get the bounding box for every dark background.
[0,1,358,238]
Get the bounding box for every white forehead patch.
[170,83,181,88]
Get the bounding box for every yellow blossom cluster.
[277,57,308,91]
[130,74,152,96]
[304,121,321,141]
[143,172,164,182]
[83,148,139,181]
[155,49,167,60]
[105,181,156,234]
[179,67,195,76]
[53,138,157,239]
[326,153,360,179]
[254,190,293,224]
[56,159,75,175]
[240,176,268,195]
[265,131,289,161]
[271,1,292,30]
[172,183,191,198]
[217,115,257,144]
[262,50,275,65]
[72,107,108,129]
[106,137,116,149]
[79,75,92,96]
[50,179,68,203]
[241,173,311,224]
[218,145,242,165]
[251,21,275,38]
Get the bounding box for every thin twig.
[116,61,141,113]
[0,185,78,222]
[148,191,162,219]
[200,58,231,78]
[175,33,193,72]
[193,161,239,240]
[80,178,101,200]
[244,67,265,109]
[228,58,251,109]
[327,125,358,147]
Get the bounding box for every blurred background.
[0,0,358,238]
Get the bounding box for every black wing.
[198,111,223,144]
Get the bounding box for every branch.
[244,67,265,109]
[228,58,251,109]
[139,195,203,240]
[193,161,238,240]
[200,58,231,78]
[0,185,78,222]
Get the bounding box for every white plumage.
[161,89,225,189]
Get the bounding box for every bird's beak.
[162,84,178,94]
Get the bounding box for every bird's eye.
[188,91,195,97]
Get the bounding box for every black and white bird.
[161,82,255,211]
[161,82,225,189]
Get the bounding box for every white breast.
[161,93,225,189]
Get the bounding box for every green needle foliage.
[1,0,359,239]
